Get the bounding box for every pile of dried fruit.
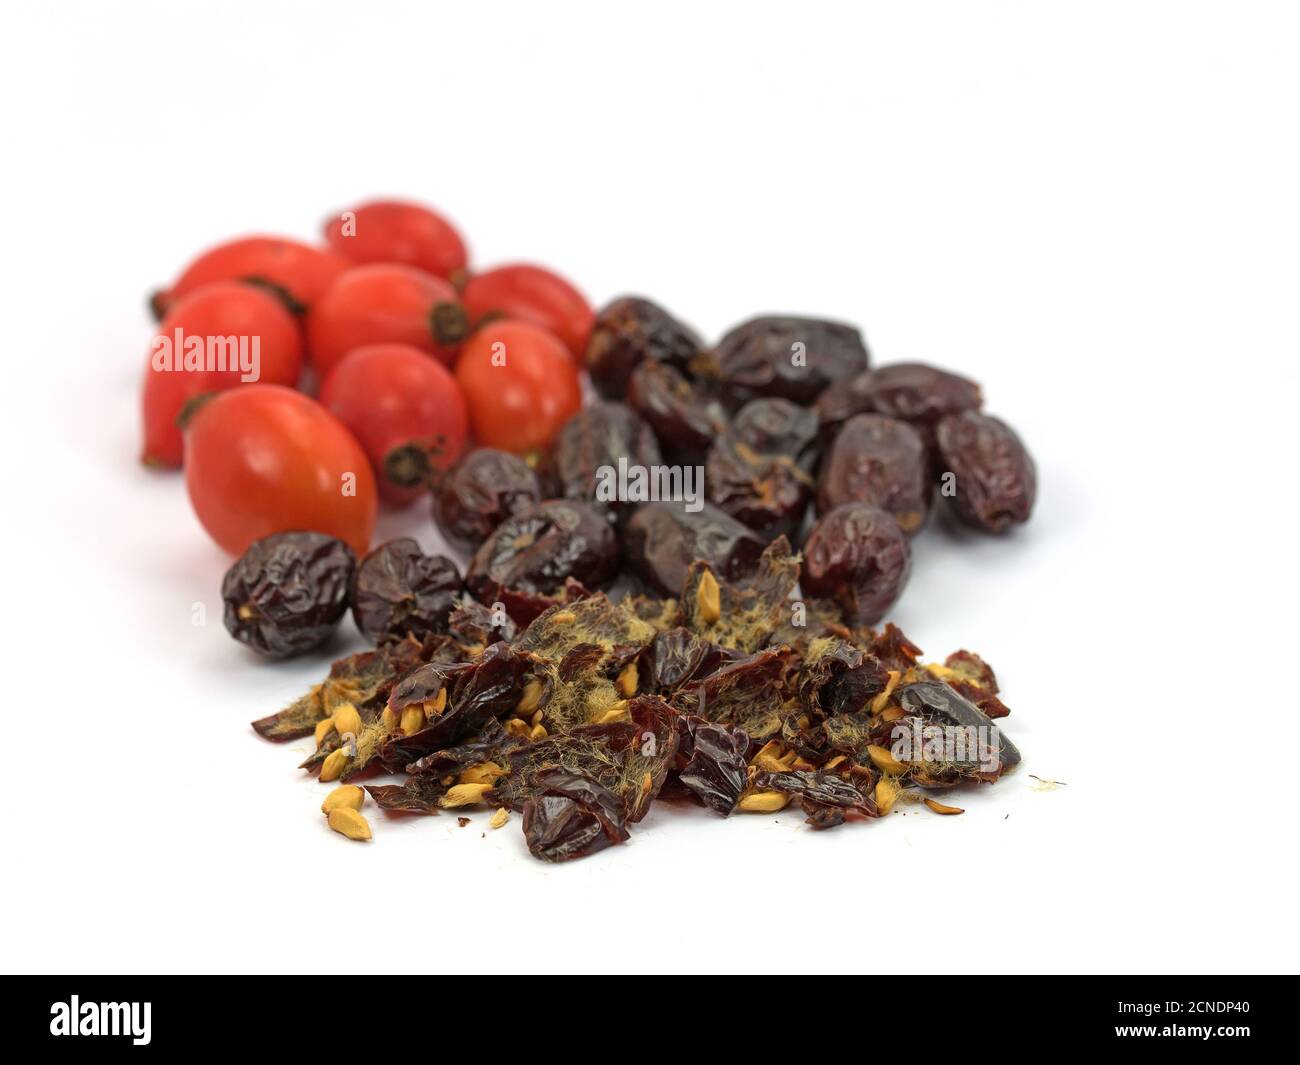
[249,536,1020,860]
[140,197,1037,859]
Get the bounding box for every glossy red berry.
[306,263,469,378]
[323,199,469,281]
[460,263,593,360]
[319,344,469,506]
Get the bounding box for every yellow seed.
[503,718,531,739]
[314,718,336,747]
[867,744,907,775]
[529,708,543,727]
[791,756,816,771]
[880,705,906,723]
[529,723,549,741]
[321,784,365,814]
[696,570,721,625]
[738,790,789,813]
[550,611,576,625]
[825,754,847,770]
[458,761,504,786]
[923,798,965,816]
[428,688,448,716]
[441,782,492,808]
[327,807,372,841]
[332,702,363,738]
[515,678,543,715]
[380,706,400,732]
[400,705,426,736]
[319,748,350,783]
[594,702,629,725]
[875,777,900,815]
[616,662,639,697]
[641,772,654,796]
[489,808,509,829]
[870,671,901,714]
[924,663,962,683]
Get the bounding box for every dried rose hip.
[623,501,766,596]
[731,398,821,470]
[552,402,662,522]
[626,359,727,464]
[222,531,355,658]
[466,500,619,622]
[708,316,869,409]
[433,449,543,552]
[705,435,812,539]
[817,413,931,535]
[585,296,703,399]
[351,538,463,643]
[935,411,1036,532]
[815,361,982,442]
[801,503,911,625]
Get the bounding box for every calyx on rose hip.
[141,196,1036,858]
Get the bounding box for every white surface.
[2,0,1296,975]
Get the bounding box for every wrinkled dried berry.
[706,434,813,539]
[817,413,930,535]
[623,501,766,597]
[708,315,868,409]
[626,359,727,464]
[935,411,1036,532]
[222,531,355,658]
[551,401,662,522]
[466,500,619,623]
[815,361,982,443]
[433,448,543,551]
[350,538,462,643]
[585,296,703,399]
[801,503,911,625]
[732,398,821,470]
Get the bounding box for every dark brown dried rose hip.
[222,531,355,658]
[705,435,812,539]
[625,359,727,465]
[817,413,931,535]
[708,316,869,410]
[350,538,463,643]
[623,501,766,596]
[585,296,704,399]
[815,361,982,440]
[551,402,662,522]
[731,398,822,470]
[466,500,619,623]
[433,448,543,551]
[801,503,911,625]
[935,411,1036,532]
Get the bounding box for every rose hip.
[585,296,703,399]
[935,411,1036,532]
[817,414,931,535]
[306,263,469,377]
[151,235,349,320]
[351,538,463,643]
[141,282,303,468]
[460,263,594,360]
[319,343,468,506]
[802,503,911,625]
[323,199,468,281]
[433,448,544,551]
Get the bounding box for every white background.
[1,0,1296,975]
